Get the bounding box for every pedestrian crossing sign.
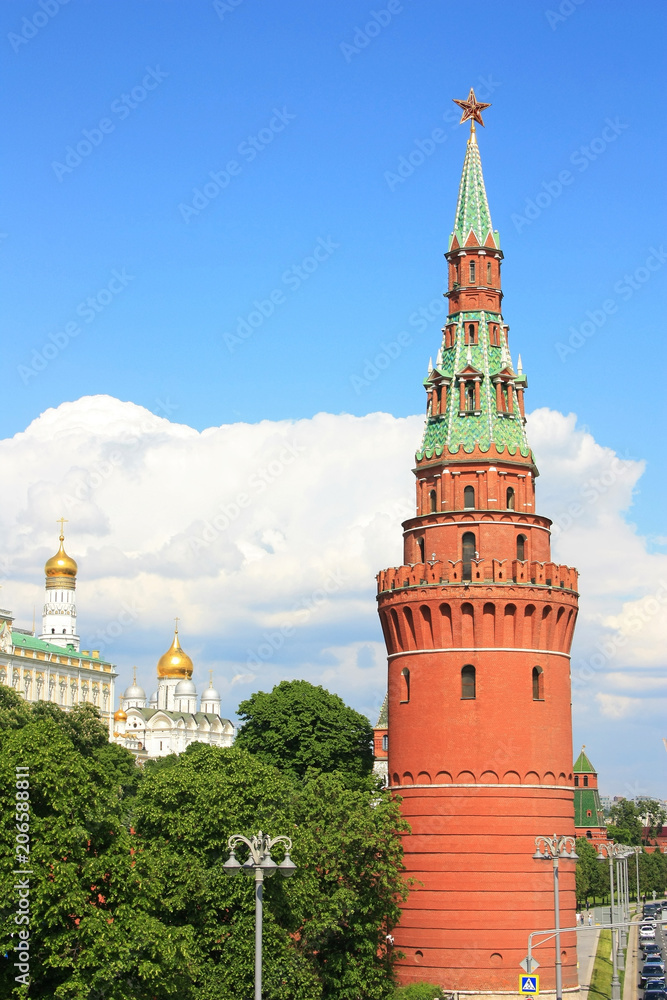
[520,975,539,995]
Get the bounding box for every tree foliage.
[235,680,374,782]
[0,688,408,999]
[607,799,643,846]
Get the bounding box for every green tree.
[575,838,610,906]
[235,680,374,783]
[0,698,189,1000]
[131,743,409,999]
[639,799,667,841]
[607,799,642,846]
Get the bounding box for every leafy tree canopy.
[607,798,643,846]
[0,692,408,1000]
[235,679,374,783]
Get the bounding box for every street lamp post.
[596,842,633,1000]
[224,830,297,1000]
[635,846,641,905]
[533,834,579,1000]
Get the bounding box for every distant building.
[573,747,608,846]
[373,693,388,785]
[0,524,116,725]
[111,625,234,759]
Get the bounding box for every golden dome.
[157,626,193,679]
[113,708,127,722]
[45,534,78,578]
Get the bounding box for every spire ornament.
[452,88,491,129]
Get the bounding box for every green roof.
[574,787,606,828]
[11,631,113,667]
[416,312,534,461]
[573,749,596,773]
[417,133,534,464]
[449,129,499,251]
[375,693,388,728]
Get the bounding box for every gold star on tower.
[452,88,491,128]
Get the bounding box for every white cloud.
[1,395,665,787]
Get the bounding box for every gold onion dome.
[157,626,193,679]
[45,533,78,578]
[114,708,127,722]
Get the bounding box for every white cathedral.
[110,625,235,759]
[0,521,234,761]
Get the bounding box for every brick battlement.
[377,559,578,595]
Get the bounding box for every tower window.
[382,734,388,751]
[416,536,425,562]
[586,831,592,839]
[454,263,460,284]
[532,666,544,700]
[466,323,477,345]
[506,487,515,510]
[465,383,475,412]
[583,775,589,787]
[574,776,579,787]
[487,261,492,284]
[400,668,410,703]
[516,534,526,561]
[462,531,476,580]
[429,490,437,513]
[463,486,475,509]
[469,261,476,283]
[461,664,476,700]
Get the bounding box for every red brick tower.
[376,93,580,995]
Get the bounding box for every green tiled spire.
[417,128,534,465]
[573,748,596,773]
[448,126,500,251]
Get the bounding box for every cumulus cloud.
[1,396,664,787]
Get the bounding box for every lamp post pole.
[635,846,641,905]
[596,842,632,1000]
[224,831,297,1000]
[533,834,578,1000]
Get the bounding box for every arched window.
[464,383,475,411]
[454,263,460,284]
[583,775,589,787]
[516,534,526,561]
[532,666,544,700]
[469,261,476,283]
[586,831,592,839]
[464,486,475,509]
[574,776,579,787]
[461,664,476,699]
[506,487,515,510]
[462,531,476,581]
[467,323,477,345]
[429,490,437,513]
[417,536,425,563]
[400,668,410,703]
[487,261,492,284]
[51,628,55,634]
[382,734,389,751]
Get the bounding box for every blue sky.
[1,0,666,792]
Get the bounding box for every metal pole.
[636,849,641,905]
[609,856,620,1000]
[255,868,263,1000]
[553,854,562,1000]
[617,860,626,962]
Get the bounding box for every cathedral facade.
[110,626,234,759]
[0,526,117,723]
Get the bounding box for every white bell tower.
[40,518,80,650]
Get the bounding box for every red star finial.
[452,88,492,128]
